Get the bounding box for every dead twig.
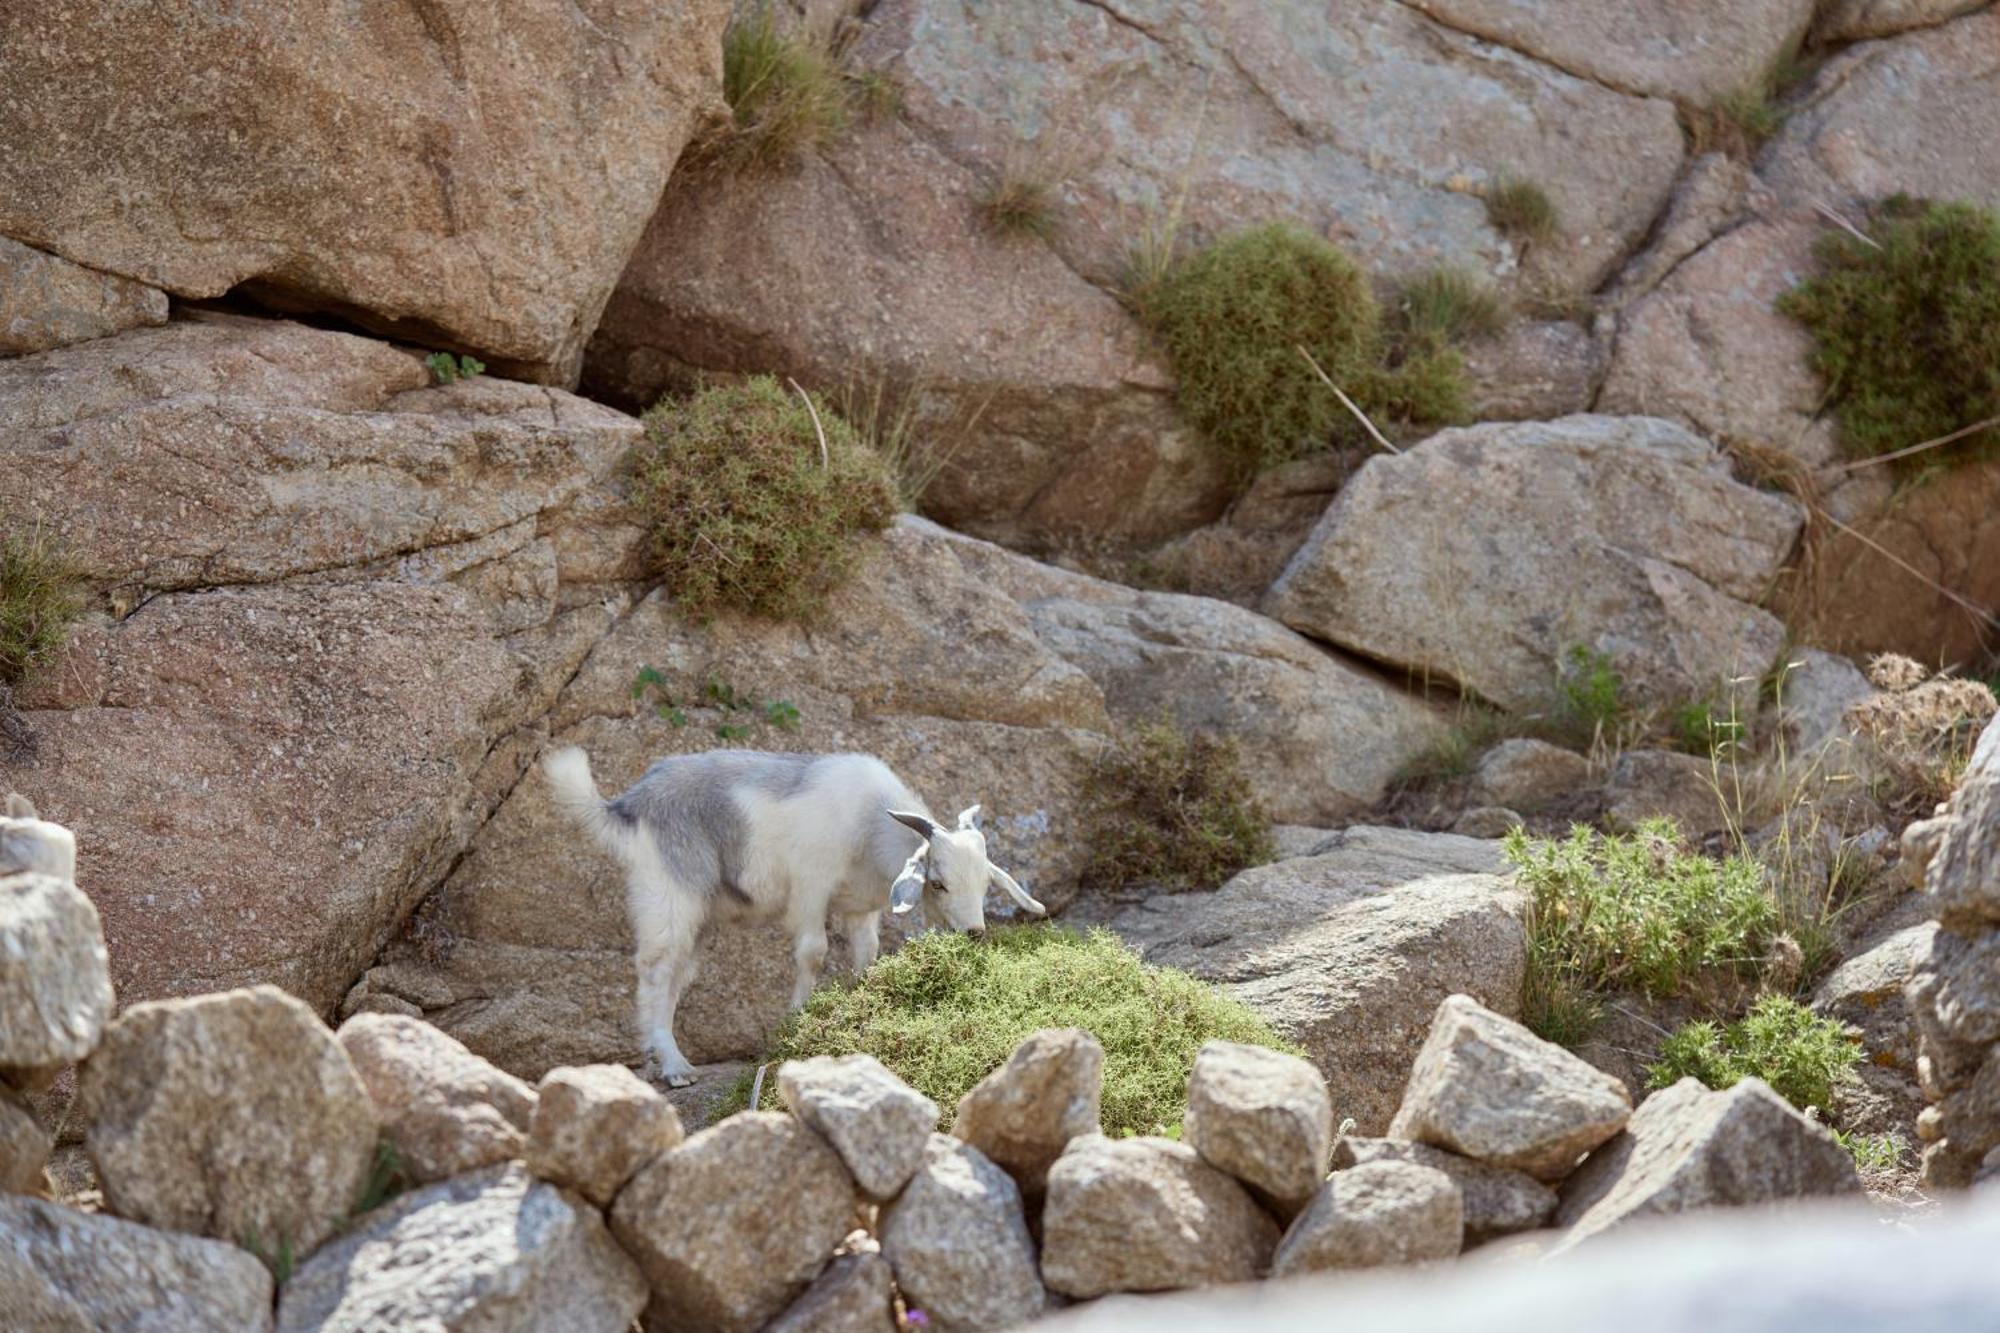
[1296,345,1400,455]
[749,1061,770,1110]
[1812,200,1881,251]
[1819,414,2000,476]
[787,377,830,469]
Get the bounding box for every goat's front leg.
[636,941,699,1088]
[789,924,829,1010]
[844,910,882,977]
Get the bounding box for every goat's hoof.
[663,1070,696,1089]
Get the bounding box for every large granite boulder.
[1101,828,1524,1134]
[0,236,166,356]
[1183,1040,1334,1220]
[0,2,730,381]
[1265,416,1800,714]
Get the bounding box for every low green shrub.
[1506,821,1779,1043]
[1647,994,1861,1114]
[631,376,896,620]
[1078,717,1274,892]
[708,6,852,170]
[1132,222,1465,478]
[733,926,1299,1135]
[1484,176,1559,247]
[0,523,82,685]
[1778,196,2000,468]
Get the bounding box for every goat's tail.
[542,745,618,850]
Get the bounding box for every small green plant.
[424,352,485,384]
[1394,266,1506,348]
[1506,821,1779,1043]
[1557,645,1625,741]
[1685,49,1811,159]
[1647,994,1862,1114]
[1077,716,1275,892]
[976,158,1061,240]
[631,376,896,620]
[1778,196,2000,469]
[630,665,801,739]
[848,68,900,122]
[1484,176,1559,247]
[240,1227,297,1285]
[349,1138,412,1222]
[1835,1128,1906,1175]
[0,523,82,686]
[708,6,852,171]
[730,925,1300,1135]
[1133,222,1465,478]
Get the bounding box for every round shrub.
[734,925,1300,1136]
[632,376,896,620]
[1077,717,1273,892]
[1136,223,1465,477]
[0,524,81,685]
[1778,196,2000,468]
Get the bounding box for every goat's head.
[0,793,76,882]
[886,804,1046,931]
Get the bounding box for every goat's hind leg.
[843,909,882,978]
[627,849,706,1089]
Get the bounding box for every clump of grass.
[1842,653,1997,812]
[731,926,1299,1135]
[1647,994,1861,1114]
[1506,820,1780,1044]
[976,158,1061,241]
[631,376,896,620]
[0,523,82,686]
[1077,717,1275,892]
[1133,222,1466,478]
[348,1139,413,1222]
[1685,48,1813,160]
[1393,266,1507,348]
[1484,176,1559,247]
[1777,196,2000,469]
[706,6,852,171]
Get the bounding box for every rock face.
[1104,828,1524,1134]
[1040,1134,1279,1299]
[781,1054,939,1203]
[1333,1137,1558,1243]
[0,2,729,381]
[78,985,377,1256]
[0,1091,51,1193]
[767,1248,896,1333]
[592,0,1682,547]
[1468,740,1593,813]
[1390,995,1632,1182]
[1183,1041,1334,1219]
[0,314,639,1016]
[1602,750,1728,839]
[952,1028,1104,1198]
[277,1164,645,1333]
[610,1112,855,1333]
[1813,0,1986,40]
[354,519,1439,1076]
[1908,714,2000,1185]
[879,1135,1047,1331]
[526,1064,684,1208]
[1270,1160,1463,1277]
[1265,417,1801,714]
[337,1013,537,1185]
[0,236,167,355]
[1554,1078,1861,1250]
[0,873,112,1090]
[0,1194,275,1332]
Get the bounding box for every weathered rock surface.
[1390,995,1632,1182]
[0,1193,275,1332]
[1460,321,1605,425]
[0,872,112,1090]
[952,1028,1103,1198]
[1813,0,1986,40]
[1183,1041,1334,1219]
[1135,455,1355,609]
[1102,828,1524,1134]
[767,1248,896,1333]
[1270,1159,1463,1277]
[1602,749,1728,839]
[0,1091,51,1193]
[880,1134,1047,1331]
[0,236,167,356]
[1468,740,1592,813]
[1333,1136,1558,1242]
[527,1063,684,1208]
[594,0,1681,546]
[0,2,730,380]
[1406,0,1813,103]
[1554,1078,1861,1250]
[781,1054,939,1203]
[610,1112,854,1332]
[1815,922,1937,1077]
[1041,1134,1278,1299]
[1922,712,2000,934]
[277,1164,645,1333]
[356,520,1438,1075]
[78,985,376,1256]
[1778,649,1873,756]
[1265,417,1800,714]
[337,1013,537,1185]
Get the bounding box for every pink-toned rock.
[338,1013,537,1185]
[0,236,166,356]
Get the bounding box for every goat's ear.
[4,794,36,820]
[989,864,1047,917]
[889,850,928,915]
[888,809,941,840]
[955,804,982,831]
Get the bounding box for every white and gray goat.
[542,746,1045,1086]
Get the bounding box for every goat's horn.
[887,809,941,839]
